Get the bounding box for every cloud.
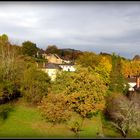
[0,2,140,58]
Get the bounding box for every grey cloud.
[0,2,140,58]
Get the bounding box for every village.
[36,51,140,94]
[40,53,76,81]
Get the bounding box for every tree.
[21,65,51,104]
[45,45,59,54]
[38,93,72,124]
[0,34,9,44]
[109,53,128,93]
[53,67,107,119]
[22,41,38,57]
[106,93,140,137]
[76,52,101,69]
[133,55,140,61]
[0,34,23,102]
[95,56,112,85]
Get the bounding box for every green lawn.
[0,99,103,138]
[0,99,140,138]
[1,98,139,138]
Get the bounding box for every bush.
[38,93,72,124]
[0,104,13,120]
[21,65,50,104]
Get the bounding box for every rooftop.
[44,63,62,69]
[126,77,136,83]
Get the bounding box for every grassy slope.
[1,98,138,138]
[0,99,102,138]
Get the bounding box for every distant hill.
[133,55,140,61]
[59,48,82,53]
[99,52,111,57]
[58,48,83,61]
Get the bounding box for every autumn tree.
[95,56,112,85]
[22,41,38,57]
[38,93,72,124]
[53,67,107,119]
[67,68,107,118]
[76,52,101,69]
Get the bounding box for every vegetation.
[109,53,129,93]
[21,65,50,104]
[76,51,101,69]
[22,41,38,57]
[45,45,82,61]
[0,34,23,102]
[38,93,72,124]
[1,33,140,138]
[106,93,140,137]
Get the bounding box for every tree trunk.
[121,130,127,138]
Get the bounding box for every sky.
[0,2,140,59]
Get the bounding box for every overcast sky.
[0,2,140,58]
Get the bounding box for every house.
[41,63,62,81]
[59,64,76,72]
[42,53,63,64]
[40,53,76,80]
[41,62,76,81]
[42,53,73,64]
[126,76,140,91]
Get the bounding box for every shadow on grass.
[0,103,14,122]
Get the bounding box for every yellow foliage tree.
[95,56,112,85]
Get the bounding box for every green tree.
[21,65,51,104]
[76,52,101,69]
[22,41,38,57]
[0,34,23,101]
[109,53,128,93]
[45,45,59,54]
[0,34,9,44]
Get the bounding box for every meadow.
[0,98,120,138]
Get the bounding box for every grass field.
[0,99,140,138]
[0,98,103,138]
[0,98,139,138]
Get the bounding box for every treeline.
[45,45,82,61]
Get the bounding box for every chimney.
[136,76,140,88]
[36,62,38,68]
[43,62,45,68]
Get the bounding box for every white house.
[59,64,76,72]
[126,77,140,91]
[41,62,76,81]
[41,63,61,81]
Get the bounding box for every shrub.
[0,104,13,120]
[38,93,72,124]
[21,65,50,104]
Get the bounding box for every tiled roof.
[59,64,74,66]
[126,77,136,83]
[44,63,61,69]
